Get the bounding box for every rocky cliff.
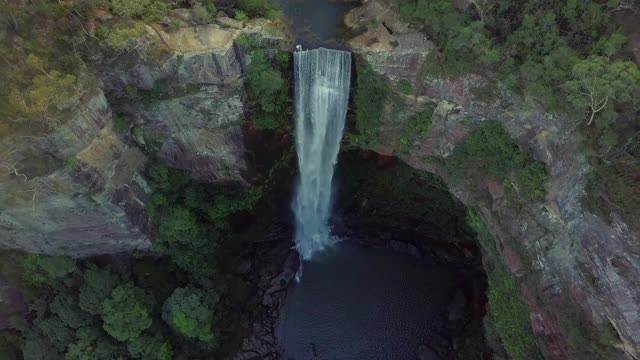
[345,1,640,359]
[0,17,289,257]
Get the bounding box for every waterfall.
[292,47,351,260]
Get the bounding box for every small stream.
[278,242,458,360]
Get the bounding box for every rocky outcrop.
[346,1,640,359]
[0,85,150,256]
[0,17,290,256]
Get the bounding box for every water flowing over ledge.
[292,47,352,260]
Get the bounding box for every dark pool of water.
[275,0,358,49]
[278,241,458,360]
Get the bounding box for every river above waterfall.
[275,0,357,48]
[278,241,459,360]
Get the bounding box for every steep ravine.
[344,1,640,359]
[1,1,638,359]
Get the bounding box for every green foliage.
[35,317,74,352]
[22,335,62,360]
[162,287,219,344]
[352,62,390,148]
[467,211,543,360]
[24,255,76,287]
[192,1,216,25]
[127,335,173,360]
[50,294,92,329]
[396,80,414,95]
[564,56,640,125]
[398,109,433,153]
[78,267,119,315]
[111,0,168,21]
[446,122,548,200]
[234,10,249,22]
[65,326,119,360]
[100,284,152,341]
[593,32,628,58]
[237,0,277,18]
[245,50,289,130]
[96,22,146,52]
[112,115,129,133]
[146,162,261,282]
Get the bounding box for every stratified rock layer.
[0,18,289,256]
[346,1,640,359]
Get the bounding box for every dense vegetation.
[350,62,392,147]
[384,0,640,227]
[236,34,291,130]
[0,162,267,359]
[446,121,548,200]
[466,211,543,360]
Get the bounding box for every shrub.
[96,22,146,52]
[446,122,548,200]
[23,255,76,287]
[234,10,249,22]
[396,79,414,95]
[237,0,276,18]
[111,115,129,133]
[192,1,216,25]
[111,0,168,21]
[398,109,433,153]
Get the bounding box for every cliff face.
[0,18,288,256]
[346,2,640,359]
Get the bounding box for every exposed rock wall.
[0,18,290,256]
[346,1,640,359]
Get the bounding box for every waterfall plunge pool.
[277,241,460,360]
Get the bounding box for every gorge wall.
[344,1,640,359]
[1,1,639,359]
[0,16,289,256]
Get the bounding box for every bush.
[237,0,276,18]
[96,22,146,52]
[111,0,168,21]
[446,122,548,200]
[398,109,433,153]
[192,1,216,25]
[24,255,76,287]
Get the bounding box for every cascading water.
[292,47,352,261]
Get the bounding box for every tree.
[35,317,75,352]
[466,0,495,23]
[22,335,63,360]
[127,334,173,360]
[50,294,93,329]
[100,284,152,341]
[24,255,76,286]
[162,287,219,344]
[78,267,119,315]
[65,326,120,360]
[565,56,640,125]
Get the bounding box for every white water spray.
[292,47,351,260]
